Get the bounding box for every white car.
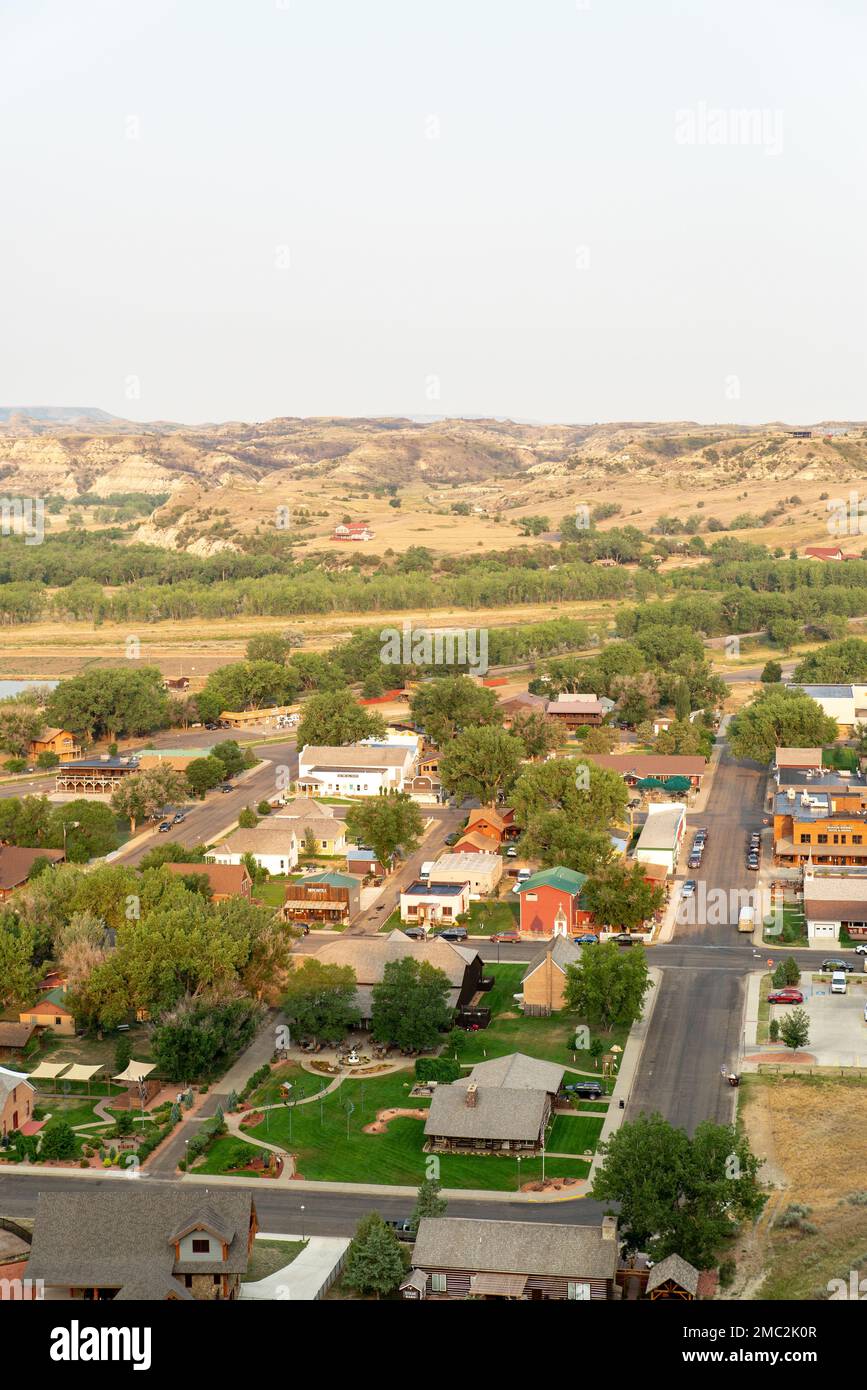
[681,879,697,897]
[855,944,867,955]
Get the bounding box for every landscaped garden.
[239,1069,591,1189]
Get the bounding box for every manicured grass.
[245,1061,331,1108]
[33,1098,106,1129]
[247,1068,589,1190]
[763,906,806,945]
[570,1099,610,1113]
[756,972,772,1044]
[458,965,630,1071]
[195,1136,276,1177]
[546,1113,604,1155]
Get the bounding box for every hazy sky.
[1,0,864,425]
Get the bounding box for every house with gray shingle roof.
[28,1189,257,1301]
[521,936,582,1016]
[423,1051,565,1154]
[645,1253,700,1300]
[401,1215,619,1300]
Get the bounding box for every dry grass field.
[733,1074,867,1300]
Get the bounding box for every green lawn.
[546,1114,604,1155]
[457,965,630,1071]
[756,972,772,1044]
[245,1061,331,1108]
[763,906,806,945]
[466,900,520,935]
[247,1068,590,1190]
[242,1238,307,1282]
[195,1136,277,1177]
[823,746,859,772]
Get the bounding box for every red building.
[516,867,592,938]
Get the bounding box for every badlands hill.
[0,413,865,555]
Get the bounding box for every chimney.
[465,1082,478,1109]
[601,1215,617,1243]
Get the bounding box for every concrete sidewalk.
[240,1233,349,1300]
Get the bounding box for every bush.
[4,758,26,774]
[415,1057,461,1084]
[718,1258,736,1289]
[769,1018,780,1043]
[257,800,272,816]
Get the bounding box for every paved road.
[114,741,299,866]
[344,805,467,935]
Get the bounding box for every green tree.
[518,814,614,876]
[296,690,387,748]
[246,633,289,664]
[591,1112,764,1265]
[729,688,838,764]
[39,1120,77,1161]
[509,711,566,760]
[563,940,653,1033]
[793,637,867,685]
[115,1034,133,1074]
[111,765,188,831]
[409,676,502,745]
[512,758,628,832]
[760,660,782,684]
[410,1178,448,1233]
[150,996,263,1079]
[46,667,170,739]
[438,726,524,805]
[345,793,423,867]
[185,756,226,798]
[46,800,119,862]
[780,1007,810,1051]
[281,959,361,1044]
[371,958,453,1051]
[582,863,664,932]
[343,1212,407,1298]
[211,740,247,777]
[238,806,258,829]
[0,917,39,1008]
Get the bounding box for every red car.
[766,988,804,1005]
[490,931,521,943]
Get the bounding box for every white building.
[297,744,416,797]
[802,866,867,945]
[208,826,299,876]
[400,880,470,926]
[634,802,686,877]
[432,852,503,897]
[785,683,867,730]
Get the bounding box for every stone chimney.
[601,1214,617,1242]
[465,1082,478,1109]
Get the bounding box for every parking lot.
[769,973,867,1065]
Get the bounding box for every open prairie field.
[735,1074,867,1301]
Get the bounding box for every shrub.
[718,1258,736,1289]
[257,800,272,816]
[415,1057,461,1084]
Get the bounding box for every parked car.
[613,932,634,946]
[490,931,521,943]
[831,971,848,995]
[172,812,186,824]
[436,926,468,941]
[681,879,697,897]
[855,943,867,955]
[220,783,233,793]
[822,958,855,973]
[444,832,460,846]
[576,933,599,944]
[204,722,219,730]
[693,826,708,840]
[158,821,171,833]
[516,868,532,882]
[565,1080,604,1099]
[687,853,702,869]
[505,845,518,858]
[747,856,759,870]
[385,1219,415,1242]
[293,923,310,937]
[402,926,427,940]
[767,988,804,1004]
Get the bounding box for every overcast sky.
[1,0,864,426]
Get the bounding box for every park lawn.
[246,1061,331,1107]
[458,965,630,1071]
[242,1238,308,1282]
[247,1069,589,1190]
[823,746,858,772]
[33,1097,106,1130]
[546,1114,604,1156]
[195,1136,276,1177]
[466,900,520,935]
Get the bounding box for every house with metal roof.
[634,802,686,877]
[516,866,591,938]
[401,1215,619,1300]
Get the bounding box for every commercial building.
[430,851,503,897]
[785,683,867,731]
[584,753,707,790]
[802,866,867,943]
[296,743,416,797]
[634,803,686,877]
[55,754,139,794]
[399,880,470,926]
[516,867,592,938]
[281,871,362,926]
[773,789,867,867]
[207,826,299,877]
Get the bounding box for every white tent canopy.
[113,1061,156,1084]
[26,1061,70,1080]
[61,1063,104,1082]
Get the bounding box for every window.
[431,1273,447,1293]
[192,1238,210,1254]
[567,1281,591,1300]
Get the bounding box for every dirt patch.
[362,1107,429,1135]
[732,1075,867,1300]
[521,1176,583,1194]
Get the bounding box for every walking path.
[240,1234,349,1301]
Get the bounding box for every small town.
[1,0,861,1370]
